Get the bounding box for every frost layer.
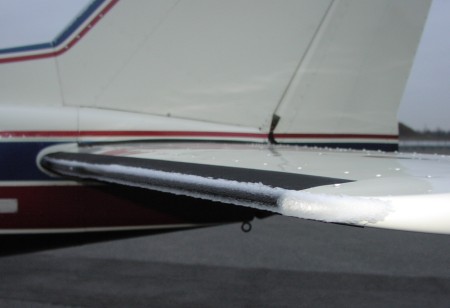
[45,157,392,224]
[279,192,391,224]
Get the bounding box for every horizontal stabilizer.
[40,142,450,234]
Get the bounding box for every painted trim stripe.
[274,133,398,140]
[0,224,203,235]
[0,199,18,213]
[0,131,268,139]
[0,0,118,64]
[0,131,398,140]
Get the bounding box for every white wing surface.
[40,142,450,234]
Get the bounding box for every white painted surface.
[0,58,63,106]
[57,0,332,130]
[78,108,265,142]
[0,199,18,213]
[0,106,77,134]
[274,0,431,137]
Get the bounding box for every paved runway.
[0,215,449,307]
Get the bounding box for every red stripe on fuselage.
[0,185,176,229]
[0,131,397,140]
[274,133,398,140]
[0,184,255,231]
[0,131,268,139]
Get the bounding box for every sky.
[0,0,448,131]
[399,0,450,131]
[0,0,89,48]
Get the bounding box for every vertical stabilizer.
[54,0,334,130]
[273,0,431,150]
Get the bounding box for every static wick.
[241,221,252,233]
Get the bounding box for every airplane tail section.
[0,0,431,150]
[272,0,431,150]
[4,0,450,236]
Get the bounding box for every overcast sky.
[399,0,450,131]
[0,0,89,48]
[0,0,448,131]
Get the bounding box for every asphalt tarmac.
[0,215,449,307]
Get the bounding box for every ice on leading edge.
[278,192,392,224]
[46,157,392,225]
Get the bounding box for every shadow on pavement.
[0,228,188,257]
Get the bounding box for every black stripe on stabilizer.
[41,152,350,191]
[279,143,398,152]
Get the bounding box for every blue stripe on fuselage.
[0,142,64,181]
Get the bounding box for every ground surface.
[0,215,449,307]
